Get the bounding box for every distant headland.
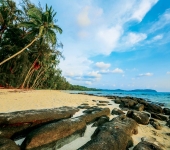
[101,89,157,92]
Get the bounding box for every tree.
[0,3,62,66]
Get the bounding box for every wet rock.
[150,119,162,130]
[145,103,163,114]
[0,137,20,150]
[133,141,164,150]
[151,113,168,121]
[80,108,110,124]
[111,108,125,115]
[92,116,109,127]
[134,103,144,111]
[0,107,78,139]
[163,108,170,115]
[21,118,86,150]
[78,115,138,150]
[127,110,150,125]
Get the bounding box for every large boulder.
[127,110,150,125]
[166,120,170,128]
[134,103,144,111]
[92,116,109,127]
[80,107,110,124]
[133,141,164,150]
[21,118,86,150]
[0,137,20,150]
[0,107,78,125]
[151,113,168,121]
[78,115,138,150]
[145,103,163,113]
[120,98,138,108]
[0,107,79,139]
[150,118,162,130]
[111,108,125,115]
[163,108,170,115]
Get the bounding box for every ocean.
[66,90,170,108]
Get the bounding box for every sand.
[0,89,170,149]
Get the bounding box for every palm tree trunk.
[31,67,46,89]
[0,37,38,66]
[26,69,35,89]
[21,54,40,89]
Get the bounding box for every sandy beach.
[0,89,170,149]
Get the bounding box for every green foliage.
[0,0,67,89]
[68,85,100,91]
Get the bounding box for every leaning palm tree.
[0,4,62,66]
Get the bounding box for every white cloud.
[138,73,153,77]
[97,25,123,54]
[112,68,124,73]
[95,62,111,69]
[77,6,91,27]
[167,71,170,75]
[56,0,158,85]
[85,81,92,85]
[152,34,163,41]
[149,9,170,32]
[131,0,158,22]
[124,32,147,45]
[100,68,124,74]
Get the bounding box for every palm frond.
[53,24,62,34]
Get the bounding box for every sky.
[17,0,170,92]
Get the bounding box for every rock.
[78,115,138,150]
[127,110,150,125]
[77,105,91,109]
[83,107,101,114]
[133,141,164,150]
[136,98,148,105]
[134,103,144,111]
[21,118,86,150]
[111,108,125,115]
[96,103,108,106]
[150,119,162,130]
[81,103,89,105]
[113,99,122,104]
[166,120,170,127]
[92,116,109,127]
[0,107,78,139]
[0,107,78,125]
[145,103,163,114]
[163,108,170,115]
[0,137,20,150]
[98,101,109,103]
[120,98,138,108]
[80,108,110,124]
[151,113,168,121]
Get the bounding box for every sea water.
[66,90,170,108]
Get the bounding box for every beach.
[0,89,170,149]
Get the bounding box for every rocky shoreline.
[0,92,170,150]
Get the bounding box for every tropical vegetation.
[0,0,98,91]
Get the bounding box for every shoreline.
[0,89,170,149]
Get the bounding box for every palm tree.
[0,4,62,66]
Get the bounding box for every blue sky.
[17,0,170,92]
